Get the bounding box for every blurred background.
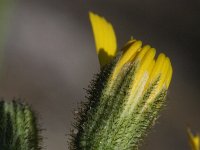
[0,0,200,149]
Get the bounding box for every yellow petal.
[165,62,173,88]
[144,53,166,103]
[136,45,151,61]
[124,48,156,113]
[107,40,142,93]
[147,59,156,77]
[148,53,166,84]
[89,12,117,67]
[156,57,170,90]
[129,48,156,96]
[112,40,142,78]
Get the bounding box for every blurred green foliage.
[0,100,42,150]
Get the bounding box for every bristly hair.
[69,51,168,150]
[0,99,43,150]
[69,52,122,150]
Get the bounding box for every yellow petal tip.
[188,128,200,150]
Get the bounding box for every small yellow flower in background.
[188,129,200,150]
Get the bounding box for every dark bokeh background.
[0,0,200,149]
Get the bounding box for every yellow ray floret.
[112,40,142,78]
[129,48,156,97]
[144,54,172,103]
[155,57,171,90]
[107,40,142,92]
[165,63,173,88]
[89,12,117,67]
[148,53,166,83]
[188,129,200,150]
[124,48,156,113]
[147,59,155,77]
[136,45,151,61]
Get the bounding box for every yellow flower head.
[89,11,172,107]
[72,11,173,150]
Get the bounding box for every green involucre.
[70,52,168,150]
